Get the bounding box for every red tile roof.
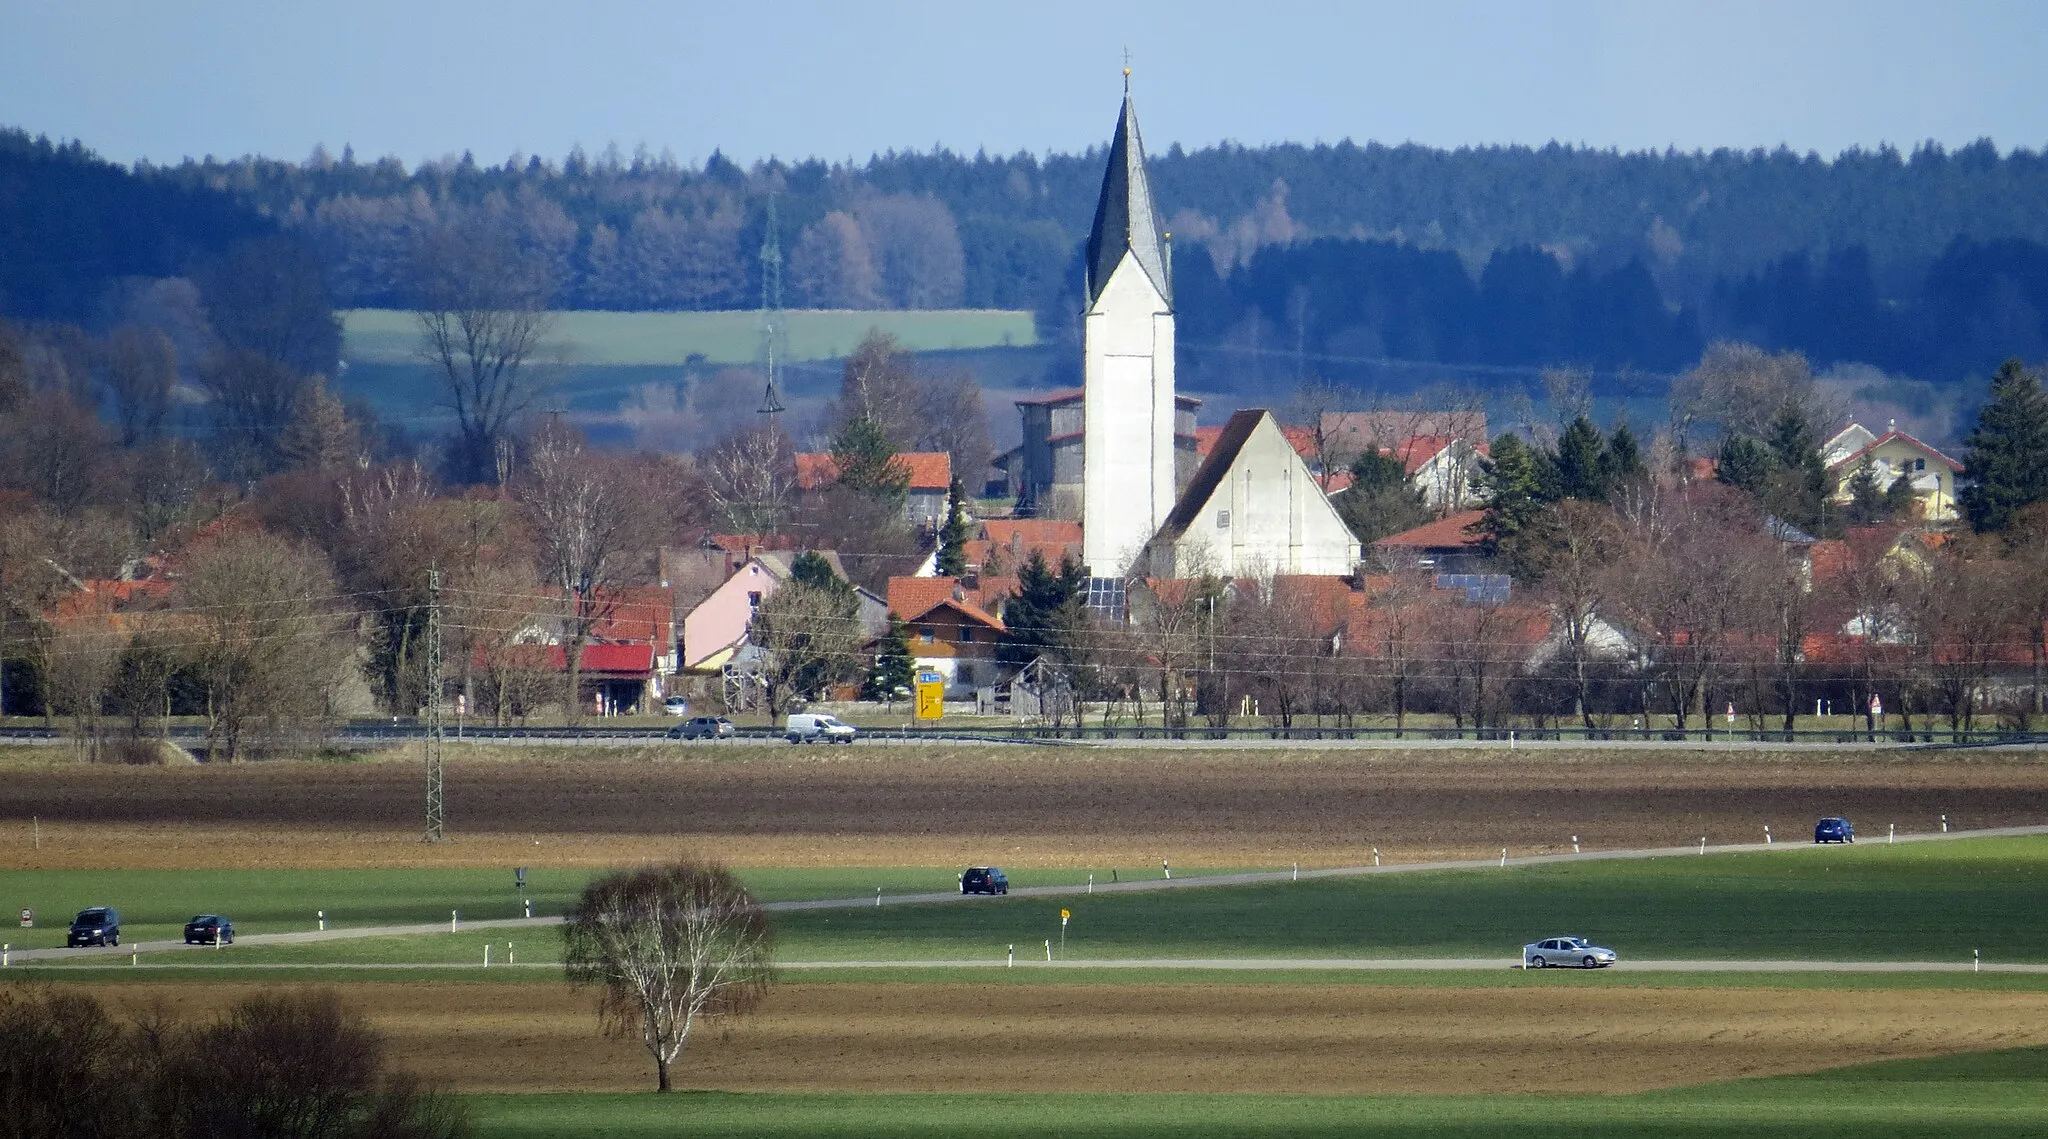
[1825,428,1964,474]
[1374,510,1489,549]
[489,643,655,675]
[887,575,1013,624]
[905,596,1007,632]
[795,452,953,491]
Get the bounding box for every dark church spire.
[1083,78,1171,307]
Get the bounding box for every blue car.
[1814,817,1855,843]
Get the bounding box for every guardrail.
[6,722,2042,748]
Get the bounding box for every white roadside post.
[1500,848,1508,868]
[451,909,459,933]
[3,944,8,967]
[508,942,514,965]
[1942,814,1949,833]
[1764,825,1772,845]
[1007,944,1014,968]
[1889,823,1896,844]
[1572,835,1581,854]
[1975,948,1981,973]
[1162,859,1171,880]
[483,943,490,968]
[1088,873,1094,895]
[1044,939,1052,962]
[1372,847,1381,867]
[875,887,882,908]
[317,910,326,932]
[1699,837,1707,855]
[523,899,532,918]
[1293,862,1299,881]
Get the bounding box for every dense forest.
[6,126,2048,403]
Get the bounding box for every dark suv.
[1814,817,1855,844]
[67,907,121,947]
[668,716,735,740]
[960,867,1009,895]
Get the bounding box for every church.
[1013,79,1360,583]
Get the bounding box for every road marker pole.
[1975,948,1981,973]
[1889,823,1896,844]
[1572,835,1581,854]
[876,887,882,908]
[484,943,490,968]
[1764,825,1772,845]
[3,944,8,967]
[451,910,459,933]
[1087,873,1093,894]
[1045,939,1052,962]
[317,910,325,931]
[508,942,514,965]
[1162,859,1170,880]
[1372,847,1380,867]
[1007,944,1014,968]
[1699,837,1707,855]
[131,953,137,967]
[1942,814,1949,833]
[1061,909,1069,953]
[1500,847,1508,868]
[1293,862,1299,881]
[523,899,532,918]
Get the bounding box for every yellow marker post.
[1060,908,1071,954]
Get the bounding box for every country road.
[10,822,2045,968]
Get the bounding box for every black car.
[183,915,234,945]
[67,907,121,948]
[960,867,1009,895]
[667,716,735,740]
[1815,817,1856,844]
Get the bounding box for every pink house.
[680,555,790,671]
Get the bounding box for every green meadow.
[461,1046,2048,1138]
[341,308,1036,367]
[11,837,2046,968]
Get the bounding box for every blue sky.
[4,0,2044,168]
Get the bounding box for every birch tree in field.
[562,862,776,1093]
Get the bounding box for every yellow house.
[1822,422,1963,523]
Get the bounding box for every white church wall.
[1082,254,1175,576]
[1159,413,1360,578]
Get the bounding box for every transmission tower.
[423,567,445,842]
[756,194,787,416]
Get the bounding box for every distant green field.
[0,865,1201,951]
[342,309,1037,367]
[13,838,2046,968]
[464,1046,2048,1138]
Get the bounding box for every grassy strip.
[0,865,1185,950]
[461,1046,2048,1137]
[18,961,2048,993]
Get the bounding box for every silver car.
[1523,936,1617,968]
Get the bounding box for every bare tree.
[410,220,557,485]
[100,324,177,448]
[518,419,674,720]
[176,529,349,761]
[702,421,796,535]
[44,600,127,761]
[562,861,776,1093]
[1525,500,1625,730]
[749,580,861,717]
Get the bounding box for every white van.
[784,713,857,744]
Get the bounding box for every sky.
[3,0,2045,170]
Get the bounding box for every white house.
[1140,409,1363,578]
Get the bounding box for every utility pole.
[424,567,445,842]
[756,194,787,417]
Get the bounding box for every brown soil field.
[64,980,2048,1096]
[3,744,2046,870]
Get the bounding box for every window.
[919,627,935,643]
[1913,458,1926,472]
[959,627,974,643]
[1216,509,1230,530]
[746,591,762,608]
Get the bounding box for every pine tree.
[1844,457,1888,524]
[829,415,910,505]
[1960,358,2048,533]
[933,476,971,577]
[1603,423,1645,489]
[1885,471,1918,518]
[862,617,916,700]
[1552,415,1609,501]
[790,550,854,603]
[1715,435,1773,497]
[1474,433,1552,560]
[999,551,1085,667]
[1332,448,1429,544]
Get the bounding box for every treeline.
[13,126,2048,391]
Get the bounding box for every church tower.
[1080,78,1176,578]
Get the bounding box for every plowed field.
[70,980,2048,1095]
[4,745,2045,869]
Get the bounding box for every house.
[964,519,1084,578]
[1372,510,1490,573]
[493,642,658,716]
[1821,422,1964,522]
[1140,409,1363,579]
[1393,435,1488,512]
[795,451,954,527]
[1010,387,1203,521]
[884,576,1008,696]
[681,555,790,671]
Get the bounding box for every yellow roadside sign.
[914,671,944,720]
[1060,909,1071,920]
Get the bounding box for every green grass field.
[460,1046,2048,1138]
[0,865,1224,951]
[341,309,1037,367]
[12,837,2045,969]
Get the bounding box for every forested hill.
[0,130,277,321]
[12,130,2048,396]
